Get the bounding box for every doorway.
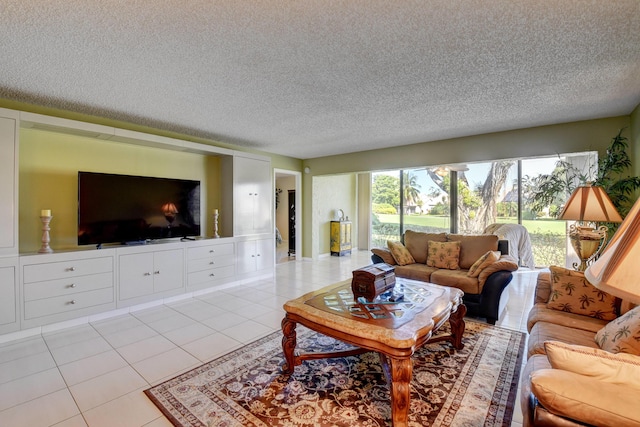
[275,169,301,263]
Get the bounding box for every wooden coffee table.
[281,278,466,427]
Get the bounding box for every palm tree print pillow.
[547,266,618,321]
[595,305,640,355]
[426,241,460,270]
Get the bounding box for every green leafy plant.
[527,129,640,231]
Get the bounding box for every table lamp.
[559,184,622,271]
[585,195,640,304]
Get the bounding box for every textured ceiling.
[1,1,639,159]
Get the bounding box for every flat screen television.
[78,171,201,246]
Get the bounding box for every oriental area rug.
[145,320,525,427]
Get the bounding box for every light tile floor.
[0,250,538,426]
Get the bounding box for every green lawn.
[376,214,566,234]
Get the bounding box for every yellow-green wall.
[19,128,222,252]
[301,116,632,257]
[312,174,357,258]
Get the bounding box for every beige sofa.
[521,271,640,427]
[371,230,518,324]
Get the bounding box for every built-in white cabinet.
[0,109,18,256]
[0,109,277,338]
[20,251,116,329]
[234,155,272,236]
[186,240,235,291]
[237,238,274,275]
[118,245,184,307]
[0,257,19,334]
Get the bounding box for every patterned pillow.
[387,241,415,266]
[547,266,617,321]
[426,241,460,270]
[467,250,501,278]
[595,305,640,355]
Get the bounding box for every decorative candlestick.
[39,213,54,253]
[213,209,220,238]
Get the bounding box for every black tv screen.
[78,171,201,245]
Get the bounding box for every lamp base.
[569,224,607,271]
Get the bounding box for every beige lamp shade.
[560,184,622,222]
[162,203,179,214]
[559,184,622,223]
[585,196,640,304]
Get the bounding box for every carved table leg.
[449,303,467,350]
[281,316,297,374]
[388,356,412,427]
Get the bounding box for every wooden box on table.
[351,263,396,301]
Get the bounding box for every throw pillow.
[426,241,460,270]
[544,340,640,392]
[387,241,415,266]
[547,265,617,321]
[595,305,640,355]
[467,250,501,278]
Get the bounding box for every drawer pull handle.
[209,273,215,277]
[209,261,214,265]
[144,272,151,276]
[69,284,76,288]
[154,270,160,275]
[66,267,76,272]
[69,300,76,305]
[209,250,215,253]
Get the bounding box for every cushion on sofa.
[527,303,609,334]
[476,255,518,287]
[392,264,438,282]
[387,241,415,266]
[544,340,640,392]
[467,250,500,278]
[447,234,499,269]
[530,369,640,427]
[404,230,446,264]
[547,266,617,321]
[371,248,396,265]
[426,241,460,269]
[527,321,598,357]
[430,269,481,294]
[595,305,640,355]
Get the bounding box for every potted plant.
[527,128,640,234]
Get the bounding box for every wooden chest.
[351,263,396,301]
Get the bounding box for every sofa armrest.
[370,248,396,265]
[530,369,640,427]
[478,255,518,287]
[534,271,552,305]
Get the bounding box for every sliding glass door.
[370,152,596,268]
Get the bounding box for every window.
[370,153,597,267]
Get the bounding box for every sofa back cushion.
[447,234,499,269]
[403,230,447,264]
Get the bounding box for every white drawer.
[188,243,234,260]
[188,265,235,286]
[24,287,114,319]
[23,272,113,301]
[23,257,113,283]
[187,254,235,273]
